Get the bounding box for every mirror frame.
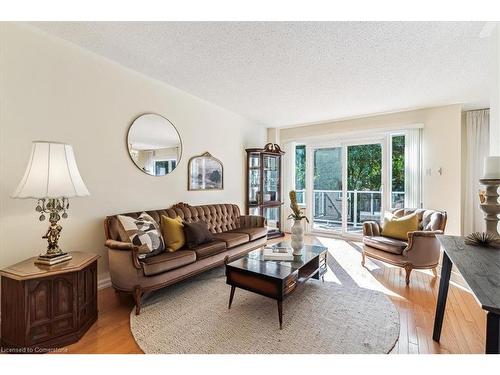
[187,152,224,191]
[126,113,183,177]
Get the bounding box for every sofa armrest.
[105,239,142,269]
[105,239,134,251]
[239,215,266,228]
[403,230,443,267]
[406,230,443,250]
[363,221,381,236]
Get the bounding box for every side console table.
[433,235,500,354]
[1,252,99,352]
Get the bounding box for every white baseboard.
[98,273,112,290]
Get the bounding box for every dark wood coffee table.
[225,242,328,329]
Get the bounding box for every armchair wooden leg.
[361,252,366,267]
[404,265,413,286]
[432,267,438,277]
[133,285,143,315]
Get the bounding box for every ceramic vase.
[291,219,304,256]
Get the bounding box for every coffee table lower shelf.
[225,244,328,329]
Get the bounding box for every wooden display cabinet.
[245,143,285,238]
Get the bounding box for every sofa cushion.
[212,232,249,248]
[106,203,243,241]
[141,250,196,276]
[363,236,408,255]
[163,203,241,233]
[381,212,418,240]
[183,221,214,249]
[192,240,227,260]
[116,212,165,258]
[228,227,267,241]
[390,208,447,232]
[422,211,446,231]
[161,215,186,252]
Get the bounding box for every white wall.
[0,23,266,282]
[490,26,500,155]
[278,105,463,235]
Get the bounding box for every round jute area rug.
[130,268,399,354]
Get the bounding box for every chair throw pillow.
[117,212,165,257]
[161,215,186,252]
[183,221,214,249]
[381,212,419,241]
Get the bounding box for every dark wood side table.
[432,235,500,354]
[1,252,99,352]
[226,243,328,329]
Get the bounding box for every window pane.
[391,135,405,208]
[346,144,382,233]
[314,148,342,190]
[347,144,381,191]
[313,147,342,231]
[295,145,306,204]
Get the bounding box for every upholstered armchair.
[361,208,447,285]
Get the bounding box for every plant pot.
[291,219,304,256]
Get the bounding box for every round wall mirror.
[127,113,182,176]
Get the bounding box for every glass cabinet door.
[263,155,280,203]
[262,205,281,233]
[248,206,260,216]
[248,153,261,205]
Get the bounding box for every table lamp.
[12,141,90,265]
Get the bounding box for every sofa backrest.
[390,208,447,232]
[105,202,241,241]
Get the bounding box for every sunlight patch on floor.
[314,236,403,299]
[322,268,342,285]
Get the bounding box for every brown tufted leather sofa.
[362,208,447,285]
[104,202,267,314]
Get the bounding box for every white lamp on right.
[484,156,500,179]
[479,156,500,237]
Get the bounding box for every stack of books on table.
[263,245,294,261]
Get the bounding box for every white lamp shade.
[483,156,500,179]
[12,141,90,199]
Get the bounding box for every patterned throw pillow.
[117,212,165,258]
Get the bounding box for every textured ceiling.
[30,22,492,127]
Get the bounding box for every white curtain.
[282,142,296,233]
[404,128,423,208]
[464,109,490,234]
[138,150,155,174]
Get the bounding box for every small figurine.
[43,222,63,252]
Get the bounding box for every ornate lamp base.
[479,178,500,237]
[33,197,73,266]
[35,252,73,266]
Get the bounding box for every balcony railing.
[295,189,405,231]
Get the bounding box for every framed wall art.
[188,152,224,190]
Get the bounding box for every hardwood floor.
[61,234,486,354]
[61,287,142,354]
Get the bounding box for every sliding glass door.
[309,140,384,237]
[312,147,343,234]
[345,143,382,235]
[298,131,415,238]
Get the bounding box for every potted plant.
[288,190,309,255]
